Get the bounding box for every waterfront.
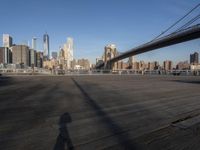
[0,75,200,150]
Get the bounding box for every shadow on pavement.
[54,113,74,150]
[71,78,137,150]
[172,80,200,85]
[0,76,12,87]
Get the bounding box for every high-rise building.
[32,37,37,50]
[63,37,74,69]
[0,47,4,64]
[36,52,43,68]
[43,33,50,60]
[0,47,12,64]
[190,52,199,65]
[29,49,37,66]
[128,56,136,67]
[3,34,13,48]
[163,60,173,71]
[58,47,65,67]
[12,45,30,67]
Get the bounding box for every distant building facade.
[190,52,199,65]
[32,37,37,50]
[43,59,59,69]
[58,47,65,68]
[29,49,37,67]
[139,61,147,70]
[163,60,173,71]
[116,61,128,70]
[128,56,136,68]
[12,45,30,67]
[36,52,43,68]
[51,51,58,59]
[96,57,104,67]
[0,47,4,63]
[176,61,190,70]
[148,61,159,70]
[77,59,90,70]
[0,47,12,64]
[3,34,13,48]
[132,61,140,70]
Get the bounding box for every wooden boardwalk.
[0,75,200,150]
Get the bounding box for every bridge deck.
[0,75,200,150]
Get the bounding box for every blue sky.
[0,0,200,64]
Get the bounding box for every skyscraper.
[63,37,74,69]
[190,52,199,65]
[128,56,136,68]
[32,37,37,50]
[3,34,13,48]
[43,33,50,60]
[30,49,37,66]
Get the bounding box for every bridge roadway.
[0,75,200,150]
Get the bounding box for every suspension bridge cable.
[152,3,200,40]
[175,14,200,32]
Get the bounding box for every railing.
[90,69,200,76]
[0,68,51,75]
[1,68,200,76]
[55,69,200,76]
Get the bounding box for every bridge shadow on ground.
[71,78,138,150]
[54,113,74,150]
[172,80,200,85]
[0,76,12,87]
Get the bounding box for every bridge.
[96,24,200,69]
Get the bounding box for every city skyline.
[0,33,199,67]
[0,0,199,63]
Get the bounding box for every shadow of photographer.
[54,112,74,150]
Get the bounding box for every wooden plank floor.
[0,75,200,150]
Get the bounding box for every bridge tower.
[103,44,118,70]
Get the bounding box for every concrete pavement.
[0,75,200,150]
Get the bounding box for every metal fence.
[54,69,200,76]
[91,69,200,76]
[1,68,200,76]
[0,68,51,75]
